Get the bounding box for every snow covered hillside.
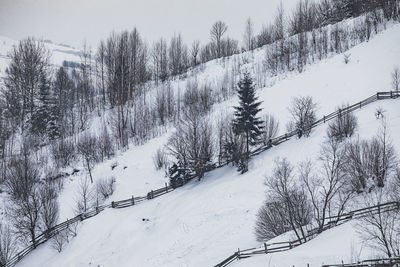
[0,35,81,80]
[13,19,400,267]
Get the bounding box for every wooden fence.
[323,257,400,267]
[214,202,400,267]
[3,91,399,267]
[3,183,173,267]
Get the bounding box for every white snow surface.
[11,19,400,267]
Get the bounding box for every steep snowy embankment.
[14,20,400,267]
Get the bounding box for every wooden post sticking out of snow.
[165,182,168,192]
[111,201,115,208]
[132,195,135,205]
[264,243,268,253]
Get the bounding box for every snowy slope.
[0,35,81,80]
[15,98,400,267]
[13,19,400,267]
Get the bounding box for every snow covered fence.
[4,182,173,267]
[322,257,400,267]
[214,201,400,267]
[251,91,400,157]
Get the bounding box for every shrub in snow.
[344,122,397,191]
[96,177,116,201]
[392,66,400,91]
[51,229,69,253]
[261,114,279,146]
[153,148,168,170]
[327,106,358,141]
[343,53,351,64]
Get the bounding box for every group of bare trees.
[4,145,59,249]
[261,0,400,75]
[256,109,400,259]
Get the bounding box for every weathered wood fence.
[214,202,400,267]
[3,91,399,267]
[323,257,400,267]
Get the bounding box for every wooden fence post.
[323,115,325,123]
[264,243,268,253]
[151,190,154,199]
[111,201,115,208]
[165,182,168,193]
[359,101,362,109]
[132,195,135,205]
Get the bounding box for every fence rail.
[3,91,399,267]
[323,257,400,267]
[214,201,400,267]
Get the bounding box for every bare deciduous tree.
[5,143,40,200]
[255,200,290,241]
[243,17,255,51]
[8,186,42,247]
[357,189,400,258]
[265,158,312,243]
[77,133,99,183]
[40,182,59,231]
[51,230,68,253]
[167,110,214,180]
[344,121,397,191]
[190,40,200,67]
[74,176,94,214]
[0,223,16,266]
[288,96,317,138]
[210,21,228,58]
[4,37,51,128]
[301,138,351,233]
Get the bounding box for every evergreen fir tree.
[31,74,51,136]
[31,74,60,139]
[232,72,263,171]
[47,98,61,140]
[168,161,187,188]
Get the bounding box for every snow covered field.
[10,19,400,267]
